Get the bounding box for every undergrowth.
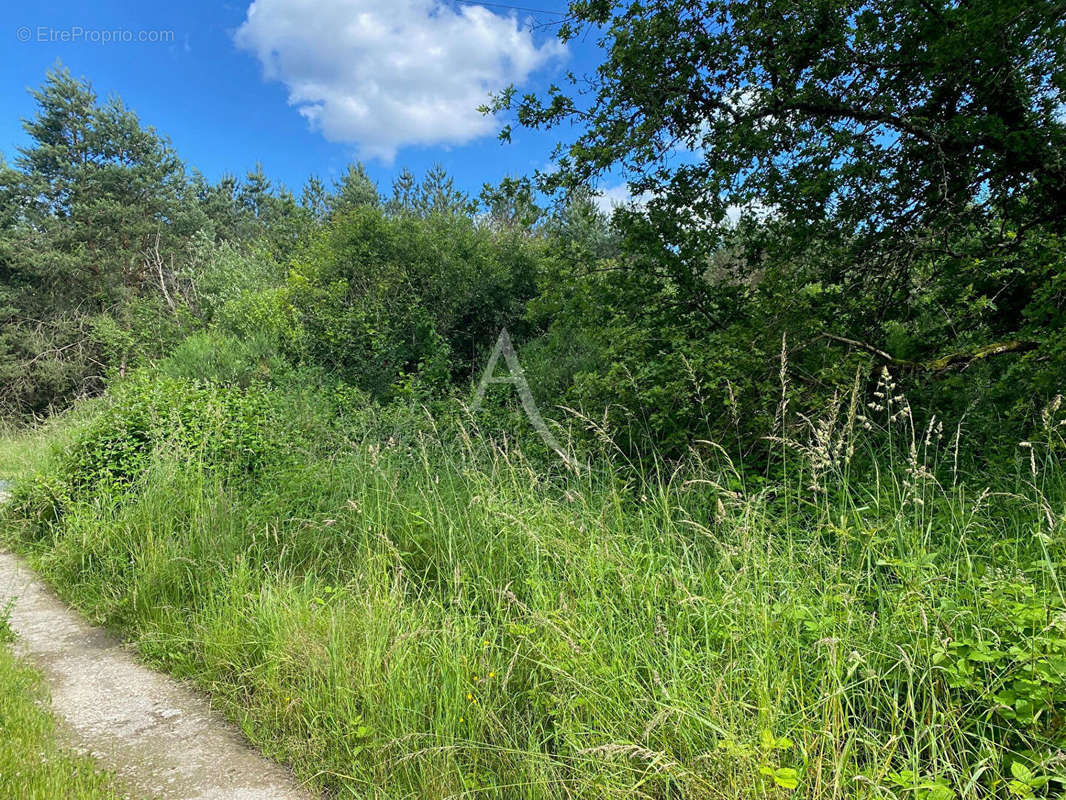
[1,368,1065,799]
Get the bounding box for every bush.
[272,207,544,399]
[46,373,304,496]
[160,331,290,388]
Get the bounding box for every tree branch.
[815,333,1039,374]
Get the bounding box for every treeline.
[0,69,595,417]
[2,62,1064,466]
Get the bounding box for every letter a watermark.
[471,329,575,469]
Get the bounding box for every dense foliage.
[0,67,308,417]
[504,0,1066,246]
[0,13,1065,795]
[493,0,1066,457]
[4,42,1064,459]
[4,360,1066,798]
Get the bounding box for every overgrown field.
[0,610,123,799]
[2,369,1065,799]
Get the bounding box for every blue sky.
[0,0,610,203]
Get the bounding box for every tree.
[238,165,311,258]
[479,176,543,232]
[490,0,1066,435]
[0,65,204,415]
[332,162,379,214]
[418,165,473,217]
[280,206,544,397]
[389,167,419,215]
[301,174,331,221]
[11,64,200,307]
[497,0,1066,296]
[486,1,1066,455]
[388,166,473,217]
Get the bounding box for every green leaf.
[1008,779,1034,797]
[772,767,799,790]
[1010,761,1033,783]
[925,786,955,800]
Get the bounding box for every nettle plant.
[935,576,1066,740]
[716,728,801,792]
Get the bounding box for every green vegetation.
[0,611,123,799]
[3,367,1066,798]
[1,2,1065,797]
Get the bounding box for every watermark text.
[16,26,175,44]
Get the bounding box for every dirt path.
[0,550,316,800]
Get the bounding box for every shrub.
[275,206,544,398]
[50,373,301,495]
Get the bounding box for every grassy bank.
[0,613,123,799]
[1,375,1065,799]
[0,417,72,483]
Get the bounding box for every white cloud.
[594,182,776,229]
[593,182,651,215]
[235,0,565,161]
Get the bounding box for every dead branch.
[145,231,176,312]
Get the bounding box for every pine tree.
[0,65,204,414]
[332,163,378,215]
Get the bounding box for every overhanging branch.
[816,333,1038,374]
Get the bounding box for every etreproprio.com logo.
[16,26,176,44]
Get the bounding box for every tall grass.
[1,374,1064,799]
[0,411,86,482]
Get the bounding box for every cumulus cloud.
[235,0,564,160]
